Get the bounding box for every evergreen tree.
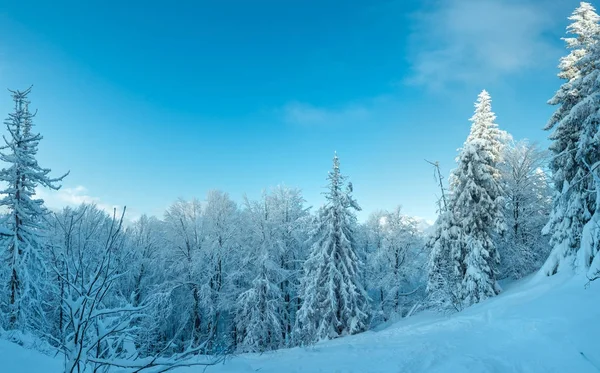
[0,87,68,330]
[294,153,369,345]
[234,255,283,352]
[428,91,505,310]
[453,90,505,307]
[543,2,600,275]
[425,209,464,311]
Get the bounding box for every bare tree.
[49,206,222,373]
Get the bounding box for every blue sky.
[0,0,581,222]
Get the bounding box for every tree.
[425,209,464,311]
[202,190,240,349]
[542,2,600,275]
[498,141,552,279]
[120,214,170,356]
[368,207,424,321]
[0,87,68,330]
[234,193,284,352]
[265,186,310,345]
[294,153,369,344]
[428,90,505,310]
[453,90,506,307]
[49,206,220,373]
[162,199,206,348]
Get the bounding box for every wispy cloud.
[407,0,563,89]
[282,101,371,127]
[34,185,130,218]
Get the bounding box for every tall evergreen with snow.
[565,2,600,277]
[294,153,369,344]
[543,2,600,275]
[453,90,505,306]
[427,91,505,309]
[0,88,68,330]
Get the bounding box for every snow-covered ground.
[2,272,599,373]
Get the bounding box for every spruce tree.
[428,91,505,309]
[453,90,505,306]
[294,153,369,344]
[0,87,68,329]
[426,209,464,311]
[543,2,600,275]
[567,3,600,275]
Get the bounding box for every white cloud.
[282,101,371,127]
[407,0,563,89]
[35,185,121,215]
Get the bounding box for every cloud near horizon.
[34,185,135,219]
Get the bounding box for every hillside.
[2,271,599,373]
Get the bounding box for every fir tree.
[234,255,283,352]
[426,209,464,311]
[0,87,68,330]
[294,153,369,344]
[542,2,600,275]
[453,90,505,306]
[428,91,505,309]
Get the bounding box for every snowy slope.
[0,337,62,373]
[2,272,599,373]
[199,273,600,373]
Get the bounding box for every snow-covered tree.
[48,206,219,373]
[162,199,206,348]
[0,87,68,330]
[428,90,505,310]
[202,190,240,349]
[498,141,552,279]
[265,186,310,345]
[368,207,424,321]
[294,153,369,345]
[453,90,506,307]
[234,193,284,352]
[120,214,170,356]
[543,2,600,275]
[425,209,464,311]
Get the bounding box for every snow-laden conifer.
[543,2,600,275]
[294,153,369,344]
[452,90,505,306]
[0,87,68,330]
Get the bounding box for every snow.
[0,338,62,373]
[3,271,600,373]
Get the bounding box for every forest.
[1,2,600,373]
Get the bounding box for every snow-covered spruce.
[425,209,464,311]
[294,153,369,345]
[0,87,68,331]
[427,90,506,309]
[542,2,600,276]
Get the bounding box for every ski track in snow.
[1,272,599,373]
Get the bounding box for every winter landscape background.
[1,0,600,372]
